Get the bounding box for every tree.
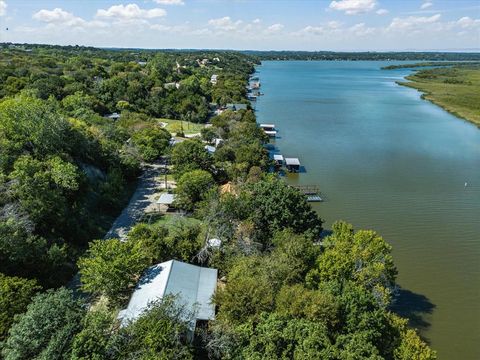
[70,305,114,360]
[170,140,212,179]
[0,203,68,286]
[389,314,437,360]
[306,221,397,305]
[215,256,276,325]
[111,295,193,360]
[128,218,203,264]
[237,313,331,360]
[0,274,41,340]
[275,284,338,329]
[201,127,217,143]
[131,127,170,162]
[245,177,323,247]
[1,288,84,360]
[175,169,215,211]
[78,238,150,302]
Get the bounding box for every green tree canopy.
[78,238,150,302]
[175,169,215,211]
[170,140,212,179]
[0,273,41,341]
[70,304,114,360]
[1,288,84,360]
[111,295,194,360]
[306,221,397,306]
[245,177,323,246]
[131,126,171,163]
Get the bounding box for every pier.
[290,185,323,202]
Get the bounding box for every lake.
[255,61,480,359]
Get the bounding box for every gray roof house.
[225,103,248,111]
[118,260,218,330]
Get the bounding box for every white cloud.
[456,16,480,29]
[266,23,284,33]
[389,14,441,31]
[0,1,7,16]
[349,22,375,36]
[153,0,184,5]
[208,16,242,31]
[296,21,375,38]
[420,2,433,10]
[96,4,166,21]
[376,9,389,15]
[327,20,342,29]
[253,18,261,24]
[329,0,377,15]
[33,8,87,27]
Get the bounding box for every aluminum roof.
[119,260,217,326]
[156,193,175,205]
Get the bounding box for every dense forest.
[0,44,435,359]
[244,50,480,61]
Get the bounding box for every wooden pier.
[290,185,323,202]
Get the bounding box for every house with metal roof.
[118,260,218,330]
[225,103,248,111]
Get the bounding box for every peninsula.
[387,64,480,127]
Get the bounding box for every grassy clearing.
[398,66,480,127]
[157,118,206,135]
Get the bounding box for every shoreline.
[396,78,480,128]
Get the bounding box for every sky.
[0,0,479,51]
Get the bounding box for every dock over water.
[290,185,323,202]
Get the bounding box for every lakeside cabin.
[285,157,301,172]
[226,103,248,111]
[118,260,218,339]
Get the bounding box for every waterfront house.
[225,103,248,111]
[118,260,218,336]
[285,158,301,172]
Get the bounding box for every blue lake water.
[255,61,480,359]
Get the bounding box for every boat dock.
[290,185,323,202]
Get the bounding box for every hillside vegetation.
[0,44,436,359]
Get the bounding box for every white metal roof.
[156,193,175,205]
[205,145,216,153]
[285,158,301,166]
[119,260,217,326]
[273,154,284,161]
